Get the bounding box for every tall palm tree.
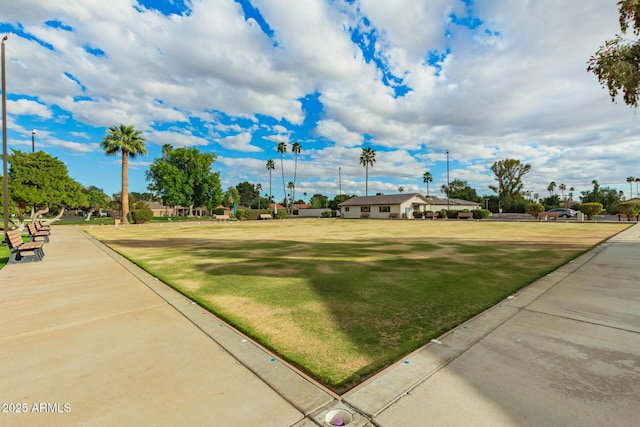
[359,147,376,196]
[256,183,262,210]
[287,181,295,214]
[568,186,575,207]
[101,124,147,225]
[559,183,566,205]
[422,171,433,196]
[635,177,640,198]
[277,141,287,211]
[626,176,635,198]
[291,142,301,213]
[547,181,556,197]
[266,159,275,211]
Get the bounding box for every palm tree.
[291,142,301,213]
[288,181,295,213]
[568,186,575,207]
[101,124,147,225]
[559,183,566,205]
[422,171,433,196]
[266,159,275,211]
[256,183,262,210]
[635,177,640,198]
[626,176,635,198]
[398,186,405,193]
[277,141,287,211]
[359,147,376,196]
[547,181,556,197]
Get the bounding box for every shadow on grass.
[97,235,584,392]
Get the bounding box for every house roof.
[338,193,429,207]
[427,197,481,206]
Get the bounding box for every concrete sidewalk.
[1,224,639,426]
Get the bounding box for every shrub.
[439,210,448,218]
[579,202,603,220]
[617,201,640,220]
[413,211,423,218]
[321,211,332,218]
[444,210,459,219]
[472,209,490,219]
[131,207,153,224]
[525,203,545,218]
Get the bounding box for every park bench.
[26,223,50,243]
[259,214,273,220]
[457,212,473,219]
[388,213,400,219]
[617,214,640,222]
[35,220,51,231]
[216,214,230,221]
[538,212,560,221]
[360,213,370,219]
[5,229,45,264]
[425,211,438,219]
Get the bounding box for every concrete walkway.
[1,224,639,426]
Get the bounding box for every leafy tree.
[291,142,301,212]
[236,181,259,207]
[101,124,147,224]
[422,171,433,196]
[489,158,531,211]
[359,147,376,196]
[130,191,153,202]
[81,186,111,220]
[146,144,222,215]
[525,203,545,218]
[329,194,352,210]
[223,186,240,209]
[580,179,622,214]
[310,193,329,209]
[541,194,562,210]
[440,179,481,202]
[579,202,604,220]
[617,201,640,219]
[587,1,640,107]
[277,141,288,210]
[266,159,275,211]
[8,150,86,226]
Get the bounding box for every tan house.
[339,193,430,219]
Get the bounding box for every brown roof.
[427,197,480,206]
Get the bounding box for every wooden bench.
[617,214,640,222]
[5,229,45,263]
[538,212,560,221]
[35,220,51,231]
[360,213,370,219]
[26,223,50,243]
[388,213,400,219]
[259,214,273,220]
[457,212,473,219]
[216,214,230,221]
[424,211,438,219]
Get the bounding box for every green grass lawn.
[84,220,628,392]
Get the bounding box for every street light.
[446,149,450,211]
[2,32,12,234]
[31,129,36,153]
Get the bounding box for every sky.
[2,0,640,204]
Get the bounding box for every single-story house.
[426,197,481,212]
[338,193,430,219]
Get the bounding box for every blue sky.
[2,0,640,203]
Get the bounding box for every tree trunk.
[121,150,130,225]
[85,209,95,221]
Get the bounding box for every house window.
[361,206,370,213]
[344,207,350,212]
[379,206,390,213]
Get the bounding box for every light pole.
[446,149,450,210]
[2,32,12,234]
[31,129,36,153]
[339,166,342,195]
